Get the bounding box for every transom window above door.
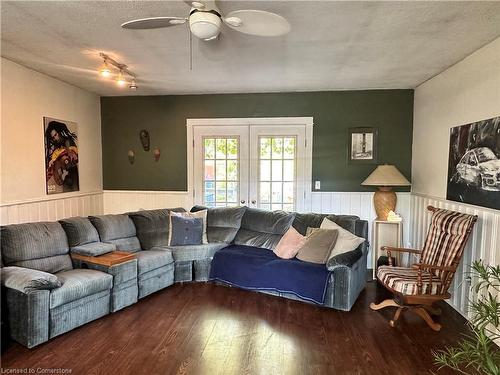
[203,137,239,207]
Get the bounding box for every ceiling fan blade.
[121,17,187,30]
[184,1,205,10]
[223,10,290,37]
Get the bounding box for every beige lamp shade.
[361,165,410,187]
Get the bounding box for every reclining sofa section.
[1,222,112,348]
[0,206,368,348]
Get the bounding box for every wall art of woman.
[44,118,79,194]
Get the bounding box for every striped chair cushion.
[377,266,442,295]
[420,208,476,276]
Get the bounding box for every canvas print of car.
[447,116,500,210]
[454,147,500,191]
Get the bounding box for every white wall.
[0,58,103,224]
[412,37,500,198]
[412,37,500,317]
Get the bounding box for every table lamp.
[361,164,411,220]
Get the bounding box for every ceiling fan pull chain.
[189,27,193,71]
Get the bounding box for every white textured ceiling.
[2,1,500,96]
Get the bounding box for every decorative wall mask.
[153,147,161,162]
[140,130,150,151]
[128,150,135,164]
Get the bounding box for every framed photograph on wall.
[348,127,378,164]
[44,117,79,195]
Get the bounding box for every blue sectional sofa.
[0,206,368,348]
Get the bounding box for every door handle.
[251,200,256,205]
[240,200,246,204]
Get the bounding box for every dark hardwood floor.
[1,281,470,375]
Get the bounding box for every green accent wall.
[101,90,413,191]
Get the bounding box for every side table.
[372,220,403,279]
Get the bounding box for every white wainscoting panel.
[102,190,192,214]
[102,190,410,266]
[0,191,103,225]
[410,193,500,319]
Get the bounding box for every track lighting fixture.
[98,52,138,91]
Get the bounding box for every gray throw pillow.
[296,229,339,264]
[169,215,203,246]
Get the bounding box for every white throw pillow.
[320,218,365,259]
[168,210,208,245]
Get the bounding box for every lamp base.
[374,187,397,220]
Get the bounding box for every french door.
[193,126,249,208]
[190,118,312,212]
[249,125,306,212]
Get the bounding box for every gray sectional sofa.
[1,206,368,348]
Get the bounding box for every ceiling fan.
[121,0,291,40]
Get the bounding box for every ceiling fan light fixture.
[189,11,221,40]
[129,79,138,91]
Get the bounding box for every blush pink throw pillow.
[274,227,307,259]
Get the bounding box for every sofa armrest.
[71,242,116,256]
[71,258,138,284]
[4,288,50,348]
[326,246,364,270]
[1,266,61,293]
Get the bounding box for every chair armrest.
[411,262,452,295]
[381,246,422,255]
[411,263,455,272]
[1,266,61,293]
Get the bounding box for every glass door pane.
[258,136,296,211]
[203,137,239,207]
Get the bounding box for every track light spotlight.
[116,70,127,86]
[99,60,111,77]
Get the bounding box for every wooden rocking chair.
[370,205,477,331]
